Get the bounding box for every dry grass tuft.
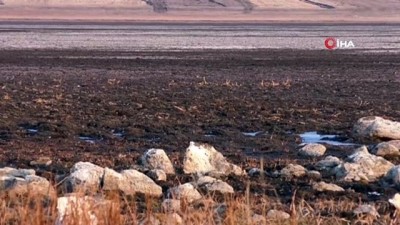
[0,187,397,225]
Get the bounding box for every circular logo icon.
[325,37,337,50]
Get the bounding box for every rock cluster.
[19,141,243,225]
[353,116,400,142]
[4,115,400,224]
[333,146,393,182]
[183,141,244,176]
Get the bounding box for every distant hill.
[1,0,399,22]
[3,0,400,11]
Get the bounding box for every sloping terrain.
[3,0,146,7]
[3,0,400,11]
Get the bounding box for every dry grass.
[0,187,397,225]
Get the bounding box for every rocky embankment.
[2,116,400,224]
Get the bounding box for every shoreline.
[1,7,400,24]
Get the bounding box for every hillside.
[3,0,400,10]
[0,0,399,22]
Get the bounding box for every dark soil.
[0,49,400,217]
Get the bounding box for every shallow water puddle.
[204,134,216,137]
[111,130,124,138]
[368,191,381,196]
[79,136,99,144]
[242,131,263,137]
[299,131,356,146]
[27,128,38,134]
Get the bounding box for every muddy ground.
[0,49,400,218]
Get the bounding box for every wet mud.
[0,49,400,217]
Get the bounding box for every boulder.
[140,149,175,174]
[146,169,167,182]
[334,146,393,182]
[372,142,400,157]
[195,176,234,194]
[64,163,162,196]
[103,168,162,197]
[56,195,117,225]
[168,183,202,203]
[312,181,344,192]
[0,167,35,177]
[387,140,400,149]
[299,143,326,157]
[0,167,54,196]
[316,156,342,171]
[0,175,54,197]
[30,156,52,167]
[102,167,122,191]
[306,170,322,179]
[64,162,104,192]
[266,210,290,220]
[280,164,307,178]
[183,142,244,176]
[56,195,97,225]
[353,116,400,141]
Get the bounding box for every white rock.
[280,164,307,178]
[0,168,54,196]
[103,168,163,196]
[387,140,400,149]
[334,146,393,182]
[56,195,115,225]
[334,163,370,182]
[372,142,400,157]
[389,193,400,210]
[65,162,104,192]
[312,181,344,192]
[299,143,326,157]
[107,169,162,196]
[30,156,52,167]
[0,167,35,177]
[353,204,379,218]
[140,149,175,174]
[306,170,321,179]
[316,156,342,171]
[183,142,244,176]
[266,210,290,220]
[1,175,53,196]
[147,169,167,182]
[353,116,400,141]
[168,183,202,203]
[195,176,234,194]
[102,167,123,191]
[196,176,217,186]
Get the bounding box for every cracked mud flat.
[0,24,400,221]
